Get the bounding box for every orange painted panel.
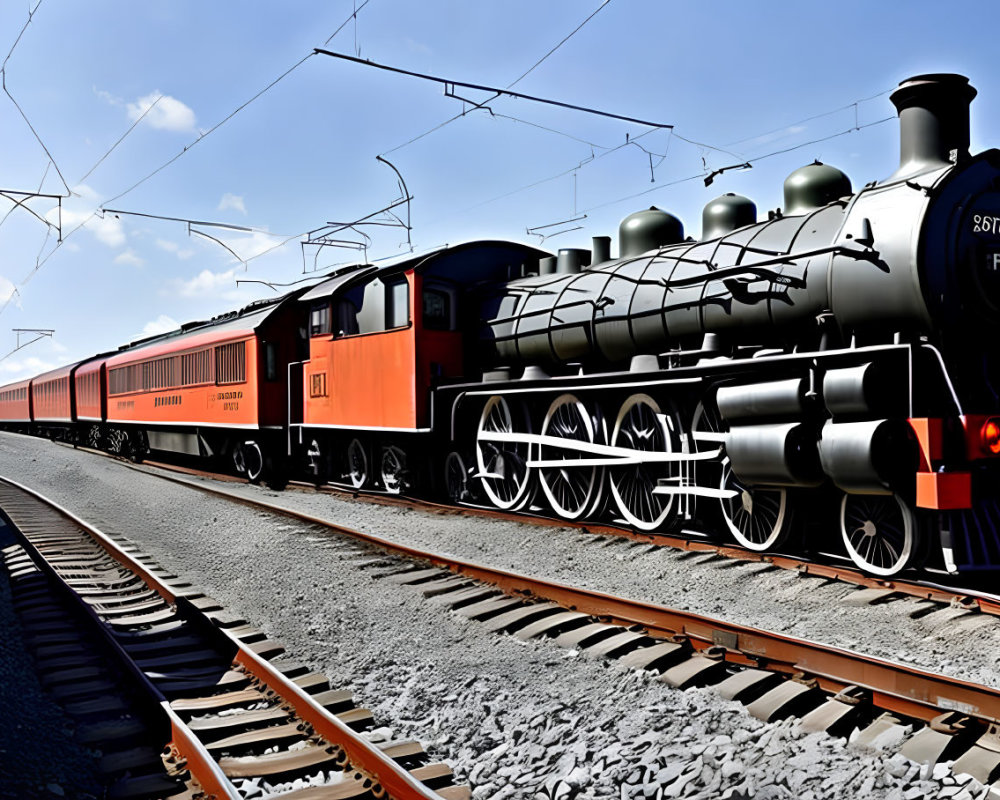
[415,329,463,424]
[304,327,417,429]
[916,471,972,509]
[107,338,260,427]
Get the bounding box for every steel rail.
[128,453,1000,617]
[106,465,1000,726]
[0,474,451,800]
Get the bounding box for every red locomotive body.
[293,242,544,489]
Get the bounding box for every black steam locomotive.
[438,73,1000,577]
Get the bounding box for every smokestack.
[591,236,612,266]
[890,73,977,179]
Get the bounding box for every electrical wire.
[506,0,612,89]
[77,95,164,184]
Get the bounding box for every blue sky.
[0,0,997,382]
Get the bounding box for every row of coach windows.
[36,378,68,409]
[0,387,27,403]
[78,372,100,409]
[310,277,412,338]
[108,341,247,396]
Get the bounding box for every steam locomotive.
[3,73,1000,578]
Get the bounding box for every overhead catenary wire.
[1,0,377,327]
[77,95,164,185]
[316,49,673,130]
[375,0,619,157]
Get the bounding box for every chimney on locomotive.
[890,73,977,178]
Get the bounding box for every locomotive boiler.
[454,73,1000,576]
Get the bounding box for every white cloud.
[114,249,144,267]
[215,230,285,262]
[142,314,179,336]
[0,355,56,376]
[0,276,17,305]
[171,267,241,298]
[178,248,195,260]
[127,91,197,133]
[45,185,126,249]
[218,193,247,215]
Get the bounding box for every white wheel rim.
[719,458,787,551]
[347,439,367,489]
[381,447,404,494]
[841,493,915,576]
[609,393,675,531]
[244,441,263,482]
[476,395,532,510]
[539,394,600,520]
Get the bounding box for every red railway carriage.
[0,378,32,429]
[294,241,545,491]
[31,363,77,434]
[101,294,305,481]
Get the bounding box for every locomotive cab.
[293,241,546,492]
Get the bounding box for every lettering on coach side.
[116,399,135,410]
[212,389,243,412]
[154,395,182,408]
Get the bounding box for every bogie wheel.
[840,493,919,577]
[476,395,534,511]
[233,444,247,475]
[444,451,471,503]
[719,459,789,552]
[242,441,265,483]
[609,393,678,531]
[380,446,407,494]
[346,438,368,490]
[539,394,602,521]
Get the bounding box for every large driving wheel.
[719,459,789,551]
[841,493,918,576]
[538,394,602,521]
[609,393,677,531]
[476,395,533,510]
[242,440,264,483]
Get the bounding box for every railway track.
[0,476,469,800]
[54,460,1000,789]
[131,452,1000,619]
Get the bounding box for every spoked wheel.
[476,395,533,511]
[609,393,678,531]
[841,493,919,576]
[242,441,264,483]
[380,446,407,494]
[538,394,602,521]
[445,451,471,503]
[346,438,368,489]
[719,459,789,551]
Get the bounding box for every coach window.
[386,278,409,329]
[422,286,454,331]
[264,342,279,381]
[310,302,331,336]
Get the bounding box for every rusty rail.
[0,475,453,800]
[119,465,1000,727]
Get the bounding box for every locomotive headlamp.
[982,418,1000,455]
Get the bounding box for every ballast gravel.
[0,520,104,800]
[1,433,999,799]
